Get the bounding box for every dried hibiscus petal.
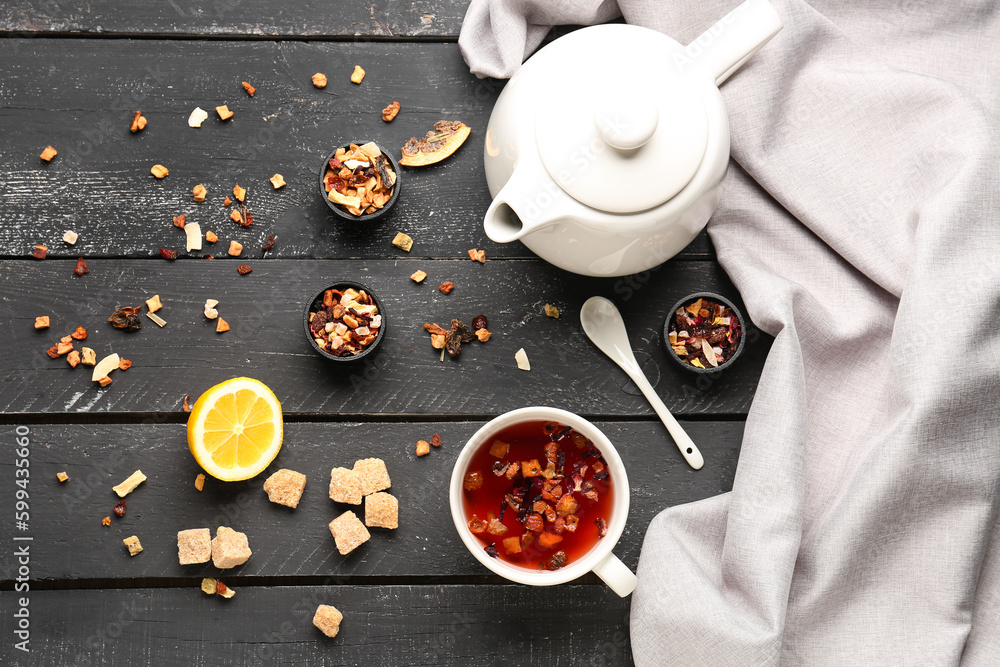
[159,248,178,260]
[484,543,499,558]
[73,258,89,276]
[113,499,127,517]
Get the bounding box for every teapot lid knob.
[594,95,658,151]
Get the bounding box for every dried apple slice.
[399,121,471,167]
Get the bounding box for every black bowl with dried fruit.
[664,292,745,373]
[319,141,400,222]
[304,281,386,362]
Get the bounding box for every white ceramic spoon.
[580,296,704,470]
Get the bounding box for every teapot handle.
[686,0,783,86]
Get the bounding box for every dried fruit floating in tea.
[462,420,612,571]
[323,143,396,216]
[400,121,471,167]
[667,297,742,369]
[308,286,382,357]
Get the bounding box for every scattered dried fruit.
[57,471,69,482]
[147,312,167,327]
[109,307,142,331]
[102,516,111,526]
[350,65,366,84]
[472,314,487,330]
[392,232,413,252]
[118,358,132,371]
[73,258,89,276]
[81,348,96,365]
[312,72,327,88]
[416,440,430,457]
[63,230,79,245]
[201,578,217,595]
[123,535,143,556]
[91,353,121,382]
[204,299,219,320]
[382,101,400,122]
[98,375,112,387]
[113,470,146,498]
[173,214,186,229]
[261,235,276,251]
[186,222,203,252]
[205,230,218,243]
[410,270,427,283]
[269,174,286,189]
[40,146,58,162]
[193,184,207,202]
[242,81,255,97]
[194,472,205,489]
[515,348,530,371]
[113,499,127,516]
[400,121,471,167]
[32,244,48,259]
[188,107,209,128]
[476,328,491,342]
[228,240,242,256]
[667,297,742,369]
[324,142,396,215]
[237,264,252,275]
[145,295,162,312]
[151,164,169,179]
[467,248,486,263]
[216,105,234,120]
[233,184,246,202]
[223,196,232,207]
[216,581,235,598]
[230,209,242,224]
[439,281,455,295]
[431,433,442,448]
[129,110,147,133]
[34,316,50,329]
[66,350,81,367]
[544,304,560,318]
[216,317,230,333]
[159,248,178,260]
[71,326,87,340]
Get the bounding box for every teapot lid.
[534,34,709,214]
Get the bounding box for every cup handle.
[592,552,638,597]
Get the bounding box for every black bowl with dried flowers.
[304,281,386,362]
[318,140,401,222]
[663,292,746,374]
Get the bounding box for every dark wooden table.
[0,4,770,665]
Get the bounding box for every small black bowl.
[663,291,746,374]
[318,141,401,223]
[304,280,386,362]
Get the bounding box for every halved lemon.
[187,377,283,481]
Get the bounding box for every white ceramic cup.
[449,406,638,597]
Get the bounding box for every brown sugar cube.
[34,316,50,329]
[328,511,370,555]
[216,105,234,120]
[364,492,398,529]
[211,526,252,568]
[353,458,391,496]
[56,471,69,482]
[263,469,307,508]
[328,467,362,505]
[123,535,143,556]
[40,146,58,162]
[415,440,430,457]
[177,528,212,565]
[313,604,343,638]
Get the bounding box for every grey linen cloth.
[460,1,1000,664]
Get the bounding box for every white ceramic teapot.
[482,0,782,277]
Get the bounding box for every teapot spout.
[483,165,570,244]
[684,0,782,86]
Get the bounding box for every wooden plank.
[0,38,714,260]
[2,258,768,417]
[0,0,469,38]
[0,420,741,581]
[1,584,632,666]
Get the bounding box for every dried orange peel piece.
[399,121,471,167]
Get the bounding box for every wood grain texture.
[0,420,741,581]
[0,584,631,666]
[0,38,715,261]
[2,258,769,417]
[0,0,467,38]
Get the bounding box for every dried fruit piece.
[118,358,132,371]
[430,433,442,448]
[98,376,113,387]
[216,317,230,333]
[193,184,207,202]
[544,304,560,318]
[205,230,218,243]
[66,350,81,368]
[201,578,217,595]
[113,470,146,498]
[350,65,366,84]
[194,472,205,490]
[81,348,96,365]
[515,348,530,371]
[130,110,147,133]
[34,316,50,329]
[242,81,255,97]
[230,209,242,224]
[382,101,400,122]
[109,307,142,331]
[261,235,276,251]
[185,222,203,252]
[216,581,235,598]
[416,440,430,457]
[73,258,89,276]
[151,164,169,179]
[204,299,219,320]
[71,326,87,340]
[113,499,127,516]
[233,184,246,202]
[312,72,327,88]
[223,196,232,207]
[216,105,234,120]
[472,314,487,330]
[467,248,486,263]
[57,471,69,482]
[55,340,73,356]
[228,240,243,256]
[438,281,454,295]
[145,295,162,313]
[159,248,178,260]
[147,312,167,327]
[237,264,252,275]
[410,270,427,283]
[101,516,111,526]
[476,328,491,342]
[123,535,143,556]
[188,107,208,127]
[92,353,121,381]
[40,146,58,162]
[32,244,48,259]
[400,121,471,167]
[173,214,186,229]
[63,230,79,245]
[269,174,286,189]
[392,232,413,252]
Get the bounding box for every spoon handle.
[627,367,704,470]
